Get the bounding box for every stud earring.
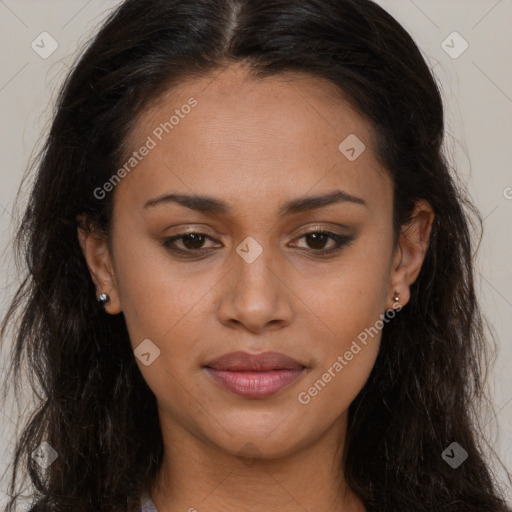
[97,293,110,306]
[385,290,402,316]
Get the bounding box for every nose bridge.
[216,233,293,331]
[233,234,279,302]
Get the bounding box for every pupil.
[183,233,204,249]
[307,232,327,249]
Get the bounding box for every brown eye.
[179,233,207,250]
[162,232,219,255]
[304,231,330,250]
[293,229,354,256]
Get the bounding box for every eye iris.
[182,233,205,249]
[306,232,328,249]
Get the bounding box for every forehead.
[115,62,391,218]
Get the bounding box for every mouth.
[203,351,307,399]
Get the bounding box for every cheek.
[295,288,385,423]
[112,237,224,392]
[299,225,392,335]
[294,230,391,407]
[115,248,213,411]
[112,234,206,339]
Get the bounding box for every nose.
[216,244,294,333]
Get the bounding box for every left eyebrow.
[143,189,367,216]
[279,190,367,216]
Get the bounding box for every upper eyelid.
[164,223,350,238]
[166,227,344,239]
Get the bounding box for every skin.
[78,61,434,512]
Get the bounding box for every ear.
[76,215,122,314]
[388,200,434,309]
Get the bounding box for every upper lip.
[204,351,305,371]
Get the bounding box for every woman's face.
[80,62,432,460]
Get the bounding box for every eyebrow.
[143,189,366,216]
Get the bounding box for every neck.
[149,410,365,512]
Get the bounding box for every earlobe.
[76,217,122,314]
[388,200,434,309]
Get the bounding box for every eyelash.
[162,228,354,258]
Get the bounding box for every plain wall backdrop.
[1,0,511,508]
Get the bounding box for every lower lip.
[204,368,305,399]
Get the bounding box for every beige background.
[0,0,511,508]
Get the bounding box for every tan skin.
[78,62,434,512]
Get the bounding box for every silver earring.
[97,293,110,306]
[393,291,400,303]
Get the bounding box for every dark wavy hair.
[1,0,510,510]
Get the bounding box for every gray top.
[140,494,159,512]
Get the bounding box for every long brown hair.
[1,0,510,510]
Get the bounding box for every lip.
[203,351,306,399]
[205,350,305,371]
